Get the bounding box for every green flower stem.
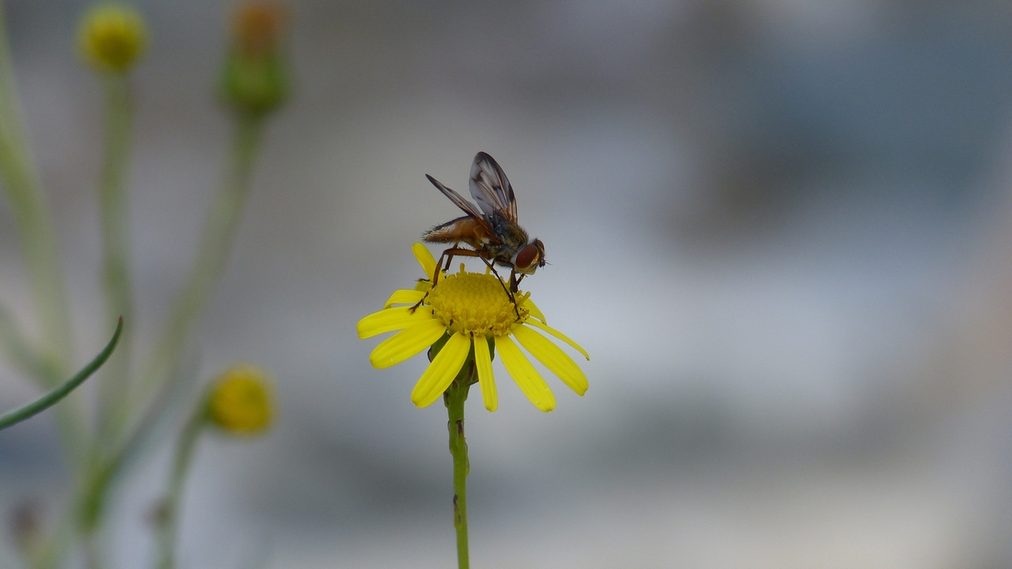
[30,511,75,569]
[0,318,121,431]
[155,399,207,569]
[80,115,266,562]
[82,534,103,569]
[0,1,83,465]
[75,380,170,569]
[11,325,122,569]
[135,115,264,413]
[0,2,72,376]
[0,304,54,384]
[445,378,472,569]
[95,74,136,445]
[76,76,136,565]
[76,376,198,569]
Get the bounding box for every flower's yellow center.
[427,272,529,336]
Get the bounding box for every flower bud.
[220,2,289,118]
[78,4,147,74]
[206,364,274,435]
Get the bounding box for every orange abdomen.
[422,216,490,246]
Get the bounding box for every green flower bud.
[220,2,289,118]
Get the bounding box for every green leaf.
[0,318,123,431]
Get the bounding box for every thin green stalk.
[29,508,75,569]
[82,535,102,569]
[0,0,83,465]
[80,115,266,562]
[77,458,112,569]
[76,369,196,569]
[0,319,121,431]
[75,376,176,569]
[155,399,207,569]
[0,303,53,383]
[0,1,72,376]
[95,74,136,445]
[135,115,264,412]
[445,380,471,569]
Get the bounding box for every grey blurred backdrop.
[3,1,1012,568]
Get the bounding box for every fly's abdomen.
[423,215,488,245]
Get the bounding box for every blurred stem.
[75,384,168,569]
[82,535,103,569]
[135,115,264,414]
[96,74,136,446]
[0,319,121,431]
[71,319,203,560]
[3,319,125,569]
[0,303,53,383]
[445,379,471,569]
[30,510,75,569]
[0,1,82,461]
[0,1,72,377]
[80,114,264,565]
[76,429,128,569]
[154,398,207,569]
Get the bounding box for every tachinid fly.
[421,152,545,303]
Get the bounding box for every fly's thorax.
[488,212,529,249]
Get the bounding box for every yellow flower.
[206,364,274,435]
[78,4,148,74]
[357,244,589,412]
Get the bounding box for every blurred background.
[2,1,1012,568]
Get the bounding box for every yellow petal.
[524,298,547,323]
[369,318,447,368]
[411,332,471,407]
[496,335,556,412]
[384,289,425,308]
[357,306,430,339]
[412,243,437,278]
[512,326,588,396]
[523,319,589,361]
[473,335,498,411]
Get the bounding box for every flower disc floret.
[427,272,529,337]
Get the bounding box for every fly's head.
[513,238,545,275]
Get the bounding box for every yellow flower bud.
[206,364,274,435]
[78,4,148,74]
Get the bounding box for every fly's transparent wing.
[425,174,491,230]
[469,152,517,222]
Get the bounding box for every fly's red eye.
[515,243,540,270]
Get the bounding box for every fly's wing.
[425,174,493,232]
[469,152,518,222]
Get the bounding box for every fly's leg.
[409,245,481,313]
[507,269,525,320]
[477,258,517,311]
[510,270,531,293]
[475,261,519,320]
[431,247,457,288]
